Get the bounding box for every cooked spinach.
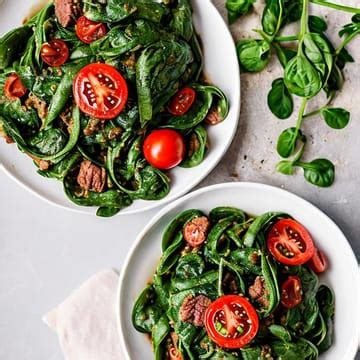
[133,207,335,359]
[0,0,229,216]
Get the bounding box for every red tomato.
[143,129,185,170]
[76,16,107,44]
[267,219,315,266]
[4,74,27,99]
[73,63,128,119]
[41,39,69,67]
[204,295,259,349]
[168,87,196,116]
[307,248,328,273]
[281,276,302,308]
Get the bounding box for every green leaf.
[225,0,255,24]
[268,78,293,119]
[297,159,335,187]
[309,15,328,33]
[236,39,271,72]
[321,108,350,129]
[276,160,295,175]
[262,0,283,37]
[277,127,302,158]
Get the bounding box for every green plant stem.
[299,0,310,39]
[296,98,308,130]
[253,29,272,44]
[336,30,360,56]
[310,0,360,14]
[303,108,321,119]
[274,35,299,42]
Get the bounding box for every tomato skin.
[143,129,185,170]
[281,276,302,309]
[73,63,128,120]
[76,16,107,44]
[41,39,69,67]
[4,74,27,99]
[307,248,328,273]
[267,219,315,266]
[204,295,259,349]
[168,87,196,116]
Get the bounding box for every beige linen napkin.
[43,269,122,360]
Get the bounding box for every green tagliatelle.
[132,207,335,359]
[0,0,229,217]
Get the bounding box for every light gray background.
[0,0,359,359]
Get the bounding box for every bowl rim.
[117,181,360,360]
[0,0,241,216]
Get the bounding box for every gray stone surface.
[0,1,359,359]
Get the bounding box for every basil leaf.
[309,15,328,33]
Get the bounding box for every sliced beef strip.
[179,294,211,327]
[77,160,106,193]
[55,0,83,28]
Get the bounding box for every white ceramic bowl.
[118,182,360,360]
[0,0,240,215]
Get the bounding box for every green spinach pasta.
[133,207,335,359]
[0,0,229,216]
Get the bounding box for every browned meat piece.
[205,106,223,125]
[55,0,83,28]
[4,135,14,144]
[183,216,210,247]
[25,93,48,121]
[77,160,106,193]
[249,276,270,308]
[179,295,211,327]
[187,133,200,158]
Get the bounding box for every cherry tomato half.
[4,74,27,100]
[168,346,182,360]
[168,87,196,116]
[307,248,328,273]
[204,295,259,349]
[267,219,315,266]
[41,39,69,67]
[143,129,185,170]
[76,16,107,44]
[281,276,302,309]
[73,63,128,119]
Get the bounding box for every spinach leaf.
[180,125,208,168]
[321,107,350,129]
[0,26,33,69]
[297,158,335,187]
[236,39,271,72]
[284,53,322,98]
[277,128,305,158]
[170,0,194,41]
[28,128,68,156]
[262,0,283,37]
[309,15,327,33]
[268,78,293,119]
[136,40,193,126]
[90,20,161,58]
[132,285,163,333]
[226,0,255,24]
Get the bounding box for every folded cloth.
[43,269,122,360]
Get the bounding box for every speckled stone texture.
[200,0,360,260]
